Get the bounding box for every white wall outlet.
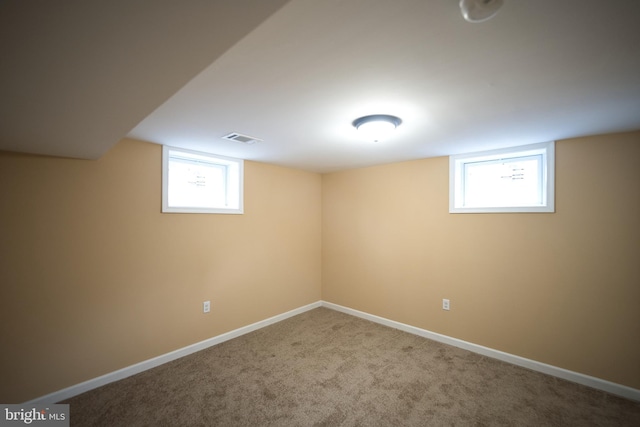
[442,299,450,311]
[203,301,211,313]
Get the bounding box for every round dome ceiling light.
[460,0,503,23]
[352,114,402,142]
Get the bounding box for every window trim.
[162,145,244,214]
[449,141,555,214]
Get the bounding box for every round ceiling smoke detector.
[460,0,504,23]
[352,114,402,142]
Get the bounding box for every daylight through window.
[449,141,554,213]
[162,146,243,214]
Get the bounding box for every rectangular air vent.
[222,132,262,145]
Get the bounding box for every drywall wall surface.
[322,131,640,389]
[0,138,321,402]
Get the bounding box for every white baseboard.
[321,301,640,402]
[27,301,322,404]
[28,299,639,404]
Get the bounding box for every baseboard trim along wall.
[27,301,322,404]
[28,300,639,403]
[321,301,640,402]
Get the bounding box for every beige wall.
[322,131,640,389]
[0,139,322,402]
[2,131,639,402]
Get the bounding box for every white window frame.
[162,146,244,214]
[449,141,555,213]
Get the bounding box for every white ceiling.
[2,1,640,173]
[0,0,289,159]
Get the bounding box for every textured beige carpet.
[64,307,640,426]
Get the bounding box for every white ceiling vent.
[222,132,262,145]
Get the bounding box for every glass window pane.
[167,156,227,208]
[162,146,243,214]
[449,141,554,213]
[464,155,542,207]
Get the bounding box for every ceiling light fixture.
[459,0,503,23]
[352,114,402,142]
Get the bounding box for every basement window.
[449,141,554,213]
[162,146,243,214]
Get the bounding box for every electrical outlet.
[442,299,450,311]
[203,301,211,313]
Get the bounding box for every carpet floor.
[64,307,640,426]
